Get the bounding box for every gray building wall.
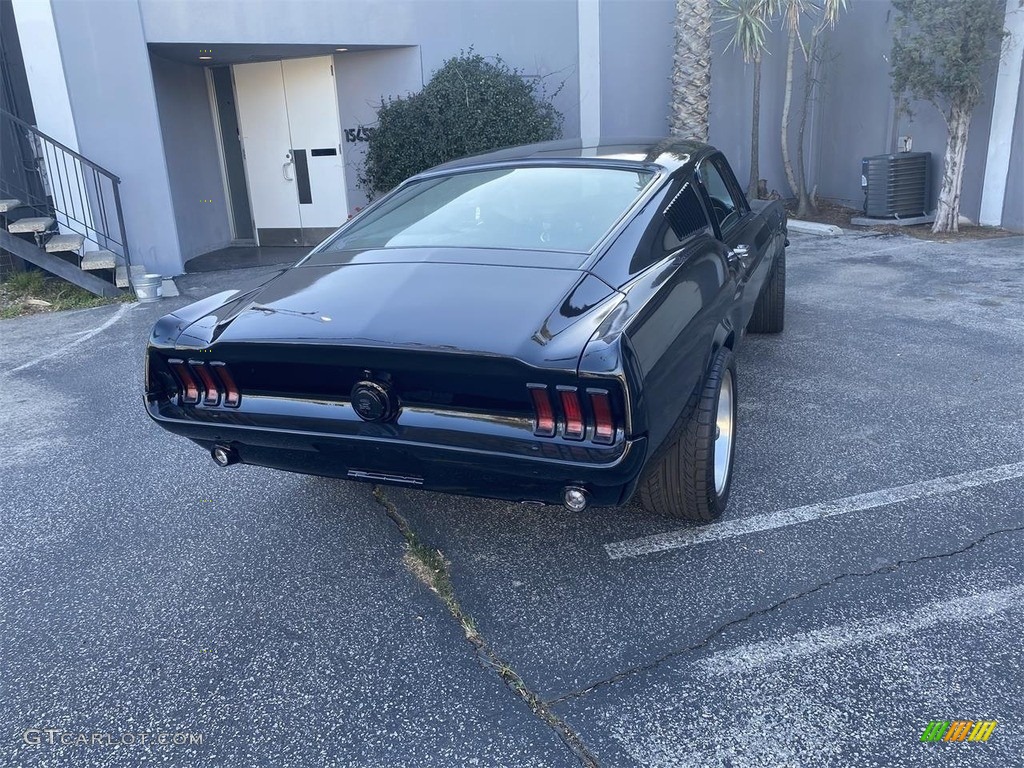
[50,0,182,276]
[334,47,423,210]
[138,0,582,138]
[150,54,233,262]
[598,0,674,137]
[30,0,584,275]
[706,0,1009,224]
[709,22,798,199]
[815,2,894,207]
[1002,71,1024,232]
[35,0,1021,279]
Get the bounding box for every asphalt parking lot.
[1,230,1022,767]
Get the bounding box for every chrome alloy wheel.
[713,368,735,495]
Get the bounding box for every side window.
[699,159,746,235]
[663,181,712,250]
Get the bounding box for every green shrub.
[362,52,563,196]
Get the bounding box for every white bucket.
[134,273,163,303]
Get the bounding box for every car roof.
[421,137,716,177]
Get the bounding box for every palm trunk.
[670,0,712,141]
[932,102,971,233]
[748,54,762,199]
[781,28,798,198]
[796,33,819,218]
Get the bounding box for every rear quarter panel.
[619,234,734,452]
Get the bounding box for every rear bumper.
[146,396,647,507]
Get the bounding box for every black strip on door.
[292,149,312,204]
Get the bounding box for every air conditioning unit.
[861,151,931,218]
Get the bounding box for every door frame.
[206,66,256,244]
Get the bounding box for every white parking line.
[6,302,133,375]
[605,461,1024,560]
[698,582,1024,676]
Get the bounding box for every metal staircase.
[0,107,134,297]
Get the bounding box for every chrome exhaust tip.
[562,486,589,512]
[211,444,238,467]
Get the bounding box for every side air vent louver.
[665,182,709,240]
[861,152,931,218]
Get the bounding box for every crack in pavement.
[547,524,1024,706]
[371,486,599,768]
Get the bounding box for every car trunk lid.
[207,261,595,363]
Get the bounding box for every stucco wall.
[138,0,582,139]
[34,0,1020,278]
[999,73,1024,233]
[150,54,233,262]
[334,47,423,211]
[47,0,180,276]
[815,2,895,208]
[1001,72,1024,232]
[50,0,182,275]
[598,0,674,138]
[706,0,1010,223]
[709,21,799,199]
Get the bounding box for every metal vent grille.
[861,152,931,218]
[665,182,710,240]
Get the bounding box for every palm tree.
[716,0,780,198]
[780,0,846,217]
[670,0,713,140]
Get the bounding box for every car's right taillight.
[527,383,618,444]
[557,386,585,440]
[210,362,241,407]
[587,388,615,445]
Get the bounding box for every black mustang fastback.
[146,138,786,521]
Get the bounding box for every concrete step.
[44,233,86,253]
[8,216,55,234]
[115,263,146,289]
[0,199,22,213]
[0,229,122,299]
[81,250,118,270]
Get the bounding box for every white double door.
[233,56,347,246]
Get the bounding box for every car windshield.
[323,166,657,254]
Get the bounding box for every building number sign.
[344,127,376,143]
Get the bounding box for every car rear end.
[144,158,667,508]
[145,338,647,509]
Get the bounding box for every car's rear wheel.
[638,347,737,522]
[747,248,785,333]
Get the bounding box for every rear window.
[323,166,657,254]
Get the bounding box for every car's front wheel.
[638,347,737,522]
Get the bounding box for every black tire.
[638,347,737,522]
[747,248,786,333]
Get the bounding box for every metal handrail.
[0,107,131,281]
[0,107,121,181]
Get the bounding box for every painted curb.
[788,219,844,237]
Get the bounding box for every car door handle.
[726,244,749,270]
